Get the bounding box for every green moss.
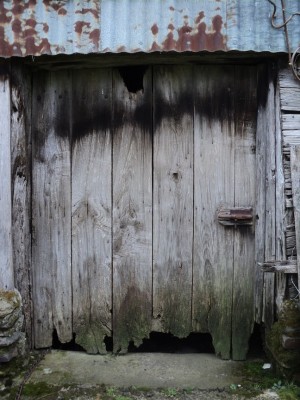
[276,382,300,400]
[280,301,300,328]
[75,322,108,354]
[266,322,300,373]
[22,382,57,398]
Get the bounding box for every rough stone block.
[0,344,18,363]
[0,290,22,329]
[0,289,25,362]
[283,326,300,337]
[282,334,300,350]
[0,314,24,337]
[0,331,21,347]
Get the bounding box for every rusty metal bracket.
[217,207,253,226]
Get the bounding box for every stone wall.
[0,289,25,362]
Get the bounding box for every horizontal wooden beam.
[259,260,297,274]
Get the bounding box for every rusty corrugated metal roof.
[0,0,299,58]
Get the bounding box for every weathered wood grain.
[280,88,300,112]
[260,260,297,274]
[254,64,267,324]
[153,65,193,338]
[113,67,152,353]
[290,145,300,289]
[281,114,300,131]
[193,66,234,359]
[263,66,276,329]
[11,62,32,347]
[279,68,300,89]
[0,68,14,290]
[231,66,257,360]
[32,71,72,347]
[72,69,112,354]
[275,70,286,314]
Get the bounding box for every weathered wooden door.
[31,64,257,360]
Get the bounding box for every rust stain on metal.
[154,10,226,52]
[44,0,60,12]
[43,23,49,33]
[151,23,158,35]
[26,18,37,28]
[0,0,100,57]
[0,2,11,23]
[58,8,67,16]
[75,21,91,35]
[117,46,126,52]
[12,3,25,14]
[0,1,227,57]
[89,29,100,47]
[75,8,98,19]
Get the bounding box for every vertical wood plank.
[0,65,14,290]
[32,71,72,347]
[254,65,267,324]
[193,66,234,359]
[11,61,32,347]
[113,67,152,353]
[275,67,286,313]
[72,69,112,354]
[291,145,300,289]
[153,66,193,338]
[263,65,276,329]
[231,66,257,360]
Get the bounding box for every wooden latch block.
[217,207,253,226]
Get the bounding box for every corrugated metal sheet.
[0,0,299,58]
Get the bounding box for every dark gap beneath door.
[51,330,113,352]
[52,330,84,351]
[246,323,266,358]
[127,332,215,354]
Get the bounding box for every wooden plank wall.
[7,61,289,359]
[279,67,300,297]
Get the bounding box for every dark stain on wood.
[0,63,9,81]
[113,284,152,353]
[257,63,274,109]
[154,265,192,338]
[154,88,193,130]
[72,95,111,142]
[32,71,71,159]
